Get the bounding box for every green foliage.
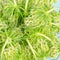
[0,0,60,60]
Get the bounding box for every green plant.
[0,0,60,60]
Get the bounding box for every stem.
[47,8,55,13]
[51,23,60,29]
[37,33,51,41]
[26,39,37,60]
[44,57,46,60]
[24,0,29,16]
[14,0,17,7]
[1,38,8,59]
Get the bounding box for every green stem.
[37,33,51,41]
[1,38,8,59]
[24,0,29,16]
[26,39,37,60]
[47,8,55,13]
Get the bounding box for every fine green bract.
[0,0,60,60]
